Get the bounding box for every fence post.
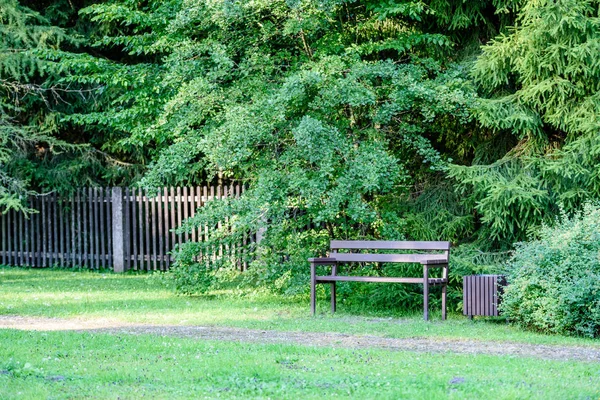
[112,187,127,273]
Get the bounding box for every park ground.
[0,266,599,399]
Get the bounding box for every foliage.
[450,0,600,245]
[0,0,110,210]
[501,203,600,338]
[133,0,495,295]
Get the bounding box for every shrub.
[501,203,600,338]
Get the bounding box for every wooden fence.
[0,185,251,272]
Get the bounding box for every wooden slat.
[183,186,189,243]
[106,187,113,269]
[121,187,131,271]
[29,197,35,266]
[13,208,18,265]
[35,196,41,267]
[331,253,447,264]
[190,186,196,244]
[59,195,64,267]
[176,187,182,248]
[70,192,75,267]
[53,192,58,267]
[99,188,105,268]
[211,186,217,265]
[144,188,151,270]
[50,194,56,267]
[7,209,13,265]
[330,240,451,251]
[24,202,29,266]
[195,186,202,262]
[474,276,479,316]
[151,190,158,271]
[76,189,82,266]
[216,185,222,259]
[138,188,144,270]
[82,189,88,267]
[235,184,241,270]
[163,187,170,268]
[196,186,202,252]
[1,208,6,266]
[315,276,447,284]
[17,208,23,266]
[170,187,176,255]
[131,187,138,270]
[203,186,208,264]
[64,195,69,267]
[94,187,100,268]
[1,209,6,266]
[12,209,17,265]
[64,194,70,267]
[224,185,230,261]
[485,276,490,316]
[46,196,52,267]
[86,188,92,268]
[42,195,48,267]
[492,275,497,316]
[24,202,30,266]
[157,189,164,270]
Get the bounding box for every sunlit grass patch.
[1,266,599,348]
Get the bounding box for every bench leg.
[331,283,336,313]
[441,284,447,320]
[423,265,429,321]
[310,262,316,315]
[442,264,448,321]
[331,262,337,313]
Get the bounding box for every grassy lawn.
[2,329,599,399]
[1,266,600,399]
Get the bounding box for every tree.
[449,0,600,245]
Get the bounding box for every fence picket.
[131,188,138,270]
[170,187,176,258]
[99,188,105,268]
[7,209,12,266]
[163,187,170,268]
[52,193,58,266]
[143,188,150,270]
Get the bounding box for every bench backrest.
[330,240,450,263]
[330,240,450,251]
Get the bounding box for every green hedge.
[501,203,600,338]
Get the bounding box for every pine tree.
[450,0,600,244]
[0,0,89,212]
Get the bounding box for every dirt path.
[1,315,599,362]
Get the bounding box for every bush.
[501,203,600,338]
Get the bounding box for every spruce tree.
[450,0,600,244]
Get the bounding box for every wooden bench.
[309,240,450,320]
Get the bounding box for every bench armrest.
[420,259,448,266]
[308,257,337,264]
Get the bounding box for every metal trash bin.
[463,275,506,318]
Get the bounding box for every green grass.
[1,329,599,399]
[1,266,600,399]
[0,266,598,347]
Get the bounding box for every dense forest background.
[2,0,599,306]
